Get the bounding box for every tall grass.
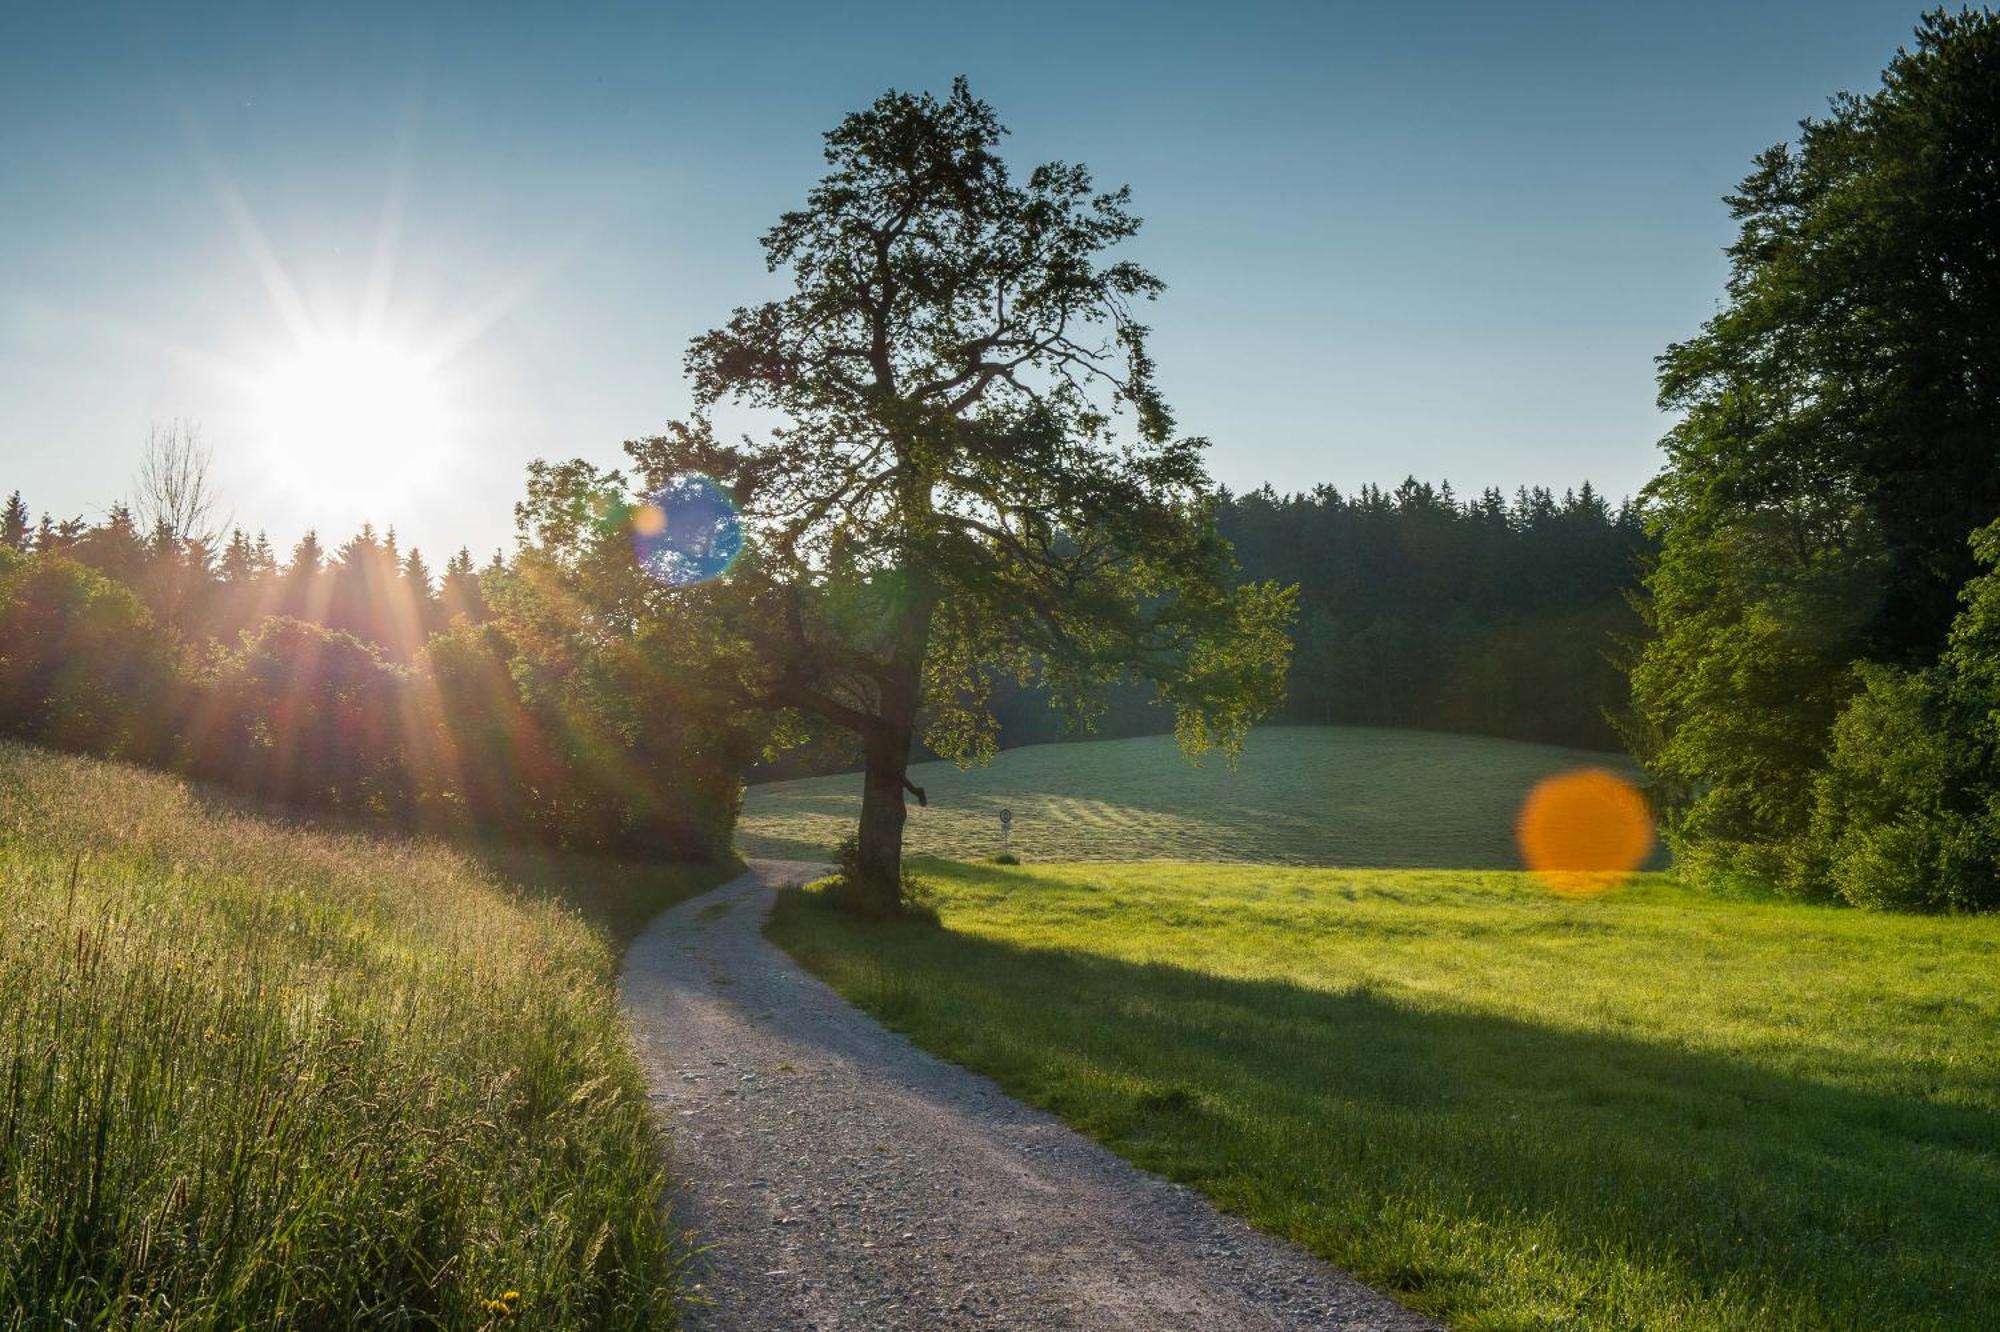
[0,742,711,1328]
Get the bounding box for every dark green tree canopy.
[1631,9,2000,905]
[1651,7,2000,662]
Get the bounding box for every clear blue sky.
[0,1,1930,560]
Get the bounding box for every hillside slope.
[740,726,1656,867]
[0,742,719,1328]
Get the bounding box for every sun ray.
[360,95,424,342]
[183,116,319,351]
[423,216,601,367]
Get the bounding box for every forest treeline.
[0,491,751,860]
[976,479,1648,756]
[4,468,1650,821]
[1223,480,1645,748]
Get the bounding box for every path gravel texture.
[620,860,1436,1331]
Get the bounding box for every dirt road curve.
[620,860,1435,1331]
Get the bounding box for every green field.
[766,768,2000,1329]
[741,726,1657,866]
[0,742,725,1328]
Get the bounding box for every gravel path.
[620,860,1436,1331]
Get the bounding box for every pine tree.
[440,547,487,623]
[288,531,325,580]
[1,491,29,550]
[76,503,148,584]
[401,547,433,597]
[220,529,256,583]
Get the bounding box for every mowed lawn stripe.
[739,726,1659,867]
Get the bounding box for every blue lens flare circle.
[631,475,743,586]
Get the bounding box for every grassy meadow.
[740,725,1659,866]
[770,859,2000,1331]
[0,741,726,1329]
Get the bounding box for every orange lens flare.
[1516,767,1653,896]
[631,504,668,536]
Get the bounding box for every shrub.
[1808,666,1974,910]
[1806,521,2000,912]
[203,617,409,817]
[825,834,940,922]
[0,555,179,760]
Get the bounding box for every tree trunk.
[849,590,929,914]
[853,728,912,915]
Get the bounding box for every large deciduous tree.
[627,80,1293,912]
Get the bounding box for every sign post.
[998,807,1013,854]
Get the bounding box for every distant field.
[0,743,725,1328]
[771,860,2000,1331]
[740,726,1658,867]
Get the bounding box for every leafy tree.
[0,555,176,759]
[406,618,556,838]
[1807,520,2000,912]
[492,481,758,859]
[626,80,1292,911]
[204,618,407,816]
[1629,10,2000,896]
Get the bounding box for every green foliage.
[0,535,749,861]
[760,476,1654,773]
[823,833,940,921]
[769,858,2000,1331]
[1808,664,1970,909]
[0,742,705,1327]
[1806,519,2000,911]
[1629,11,2000,905]
[1627,515,1876,895]
[203,616,408,815]
[0,554,179,761]
[0,491,28,550]
[475,538,752,859]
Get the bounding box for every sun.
[251,335,455,501]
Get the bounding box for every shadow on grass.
[768,888,1998,1330]
[736,830,840,861]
